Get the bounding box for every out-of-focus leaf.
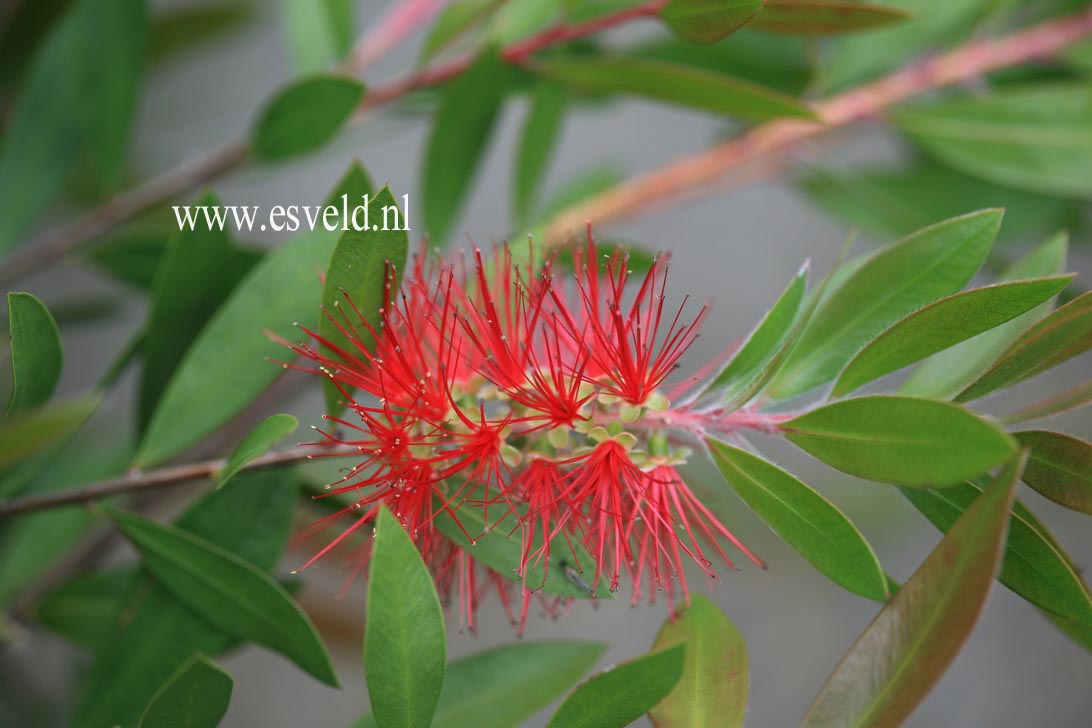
[0,0,68,89]
[5,292,62,415]
[36,568,139,650]
[799,163,1080,245]
[423,50,508,244]
[216,414,298,489]
[769,210,1001,399]
[104,507,338,686]
[702,263,807,401]
[1014,431,1092,515]
[954,292,1092,402]
[903,480,1092,634]
[319,184,408,414]
[902,231,1068,399]
[73,471,298,728]
[351,641,605,728]
[833,276,1073,396]
[0,396,101,469]
[647,595,747,728]
[515,82,567,226]
[659,0,763,44]
[366,508,446,728]
[280,0,355,72]
[148,2,252,64]
[136,228,335,467]
[85,229,176,290]
[548,645,685,728]
[253,75,365,161]
[799,455,1023,727]
[1000,380,1092,424]
[435,503,605,599]
[139,653,233,728]
[753,0,911,35]
[708,441,889,600]
[897,84,1092,199]
[138,191,258,432]
[421,0,503,62]
[783,395,1017,486]
[490,0,562,44]
[536,57,817,122]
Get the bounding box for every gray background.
[5,0,1092,725]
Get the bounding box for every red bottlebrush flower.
[287,229,761,631]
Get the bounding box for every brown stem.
[0,0,666,288]
[543,6,1092,244]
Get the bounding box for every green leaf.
[216,414,298,489]
[138,191,258,431]
[279,0,356,72]
[832,276,1073,396]
[782,395,1017,486]
[514,81,567,226]
[0,396,100,469]
[953,292,1092,402]
[86,228,176,290]
[903,481,1092,635]
[423,49,508,244]
[799,454,1023,727]
[433,503,608,599]
[896,83,1092,198]
[36,567,138,650]
[490,0,562,44]
[103,507,338,687]
[1014,431,1092,516]
[753,0,912,35]
[547,645,686,728]
[253,74,365,160]
[420,0,502,62]
[140,653,233,728]
[901,231,1068,399]
[999,379,1092,424]
[658,0,764,44]
[5,292,62,414]
[708,441,889,600]
[136,227,337,467]
[351,641,606,728]
[536,57,816,122]
[319,184,409,414]
[647,595,747,728]
[365,508,446,728]
[702,263,807,402]
[73,470,298,728]
[148,2,252,65]
[769,210,1001,399]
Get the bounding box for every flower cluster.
[285,231,762,629]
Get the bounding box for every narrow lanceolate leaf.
[366,508,446,728]
[252,74,365,160]
[216,414,298,489]
[703,263,807,402]
[104,507,338,687]
[320,184,409,414]
[0,396,100,469]
[434,503,608,599]
[896,83,1092,198]
[140,653,233,728]
[1000,380,1092,424]
[514,81,567,226]
[752,1,912,35]
[708,441,888,600]
[648,595,748,728]
[832,276,1073,397]
[902,231,1068,399]
[537,57,816,122]
[954,292,1092,403]
[423,50,507,244]
[36,567,137,651]
[547,645,686,728]
[352,641,606,728]
[800,455,1024,728]
[1014,431,1092,516]
[420,0,502,62]
[903,482,1092,634]
[782,396,1017,486]
[5,292,62,414]
[770,210,1001,399]
[659,0,764,44]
